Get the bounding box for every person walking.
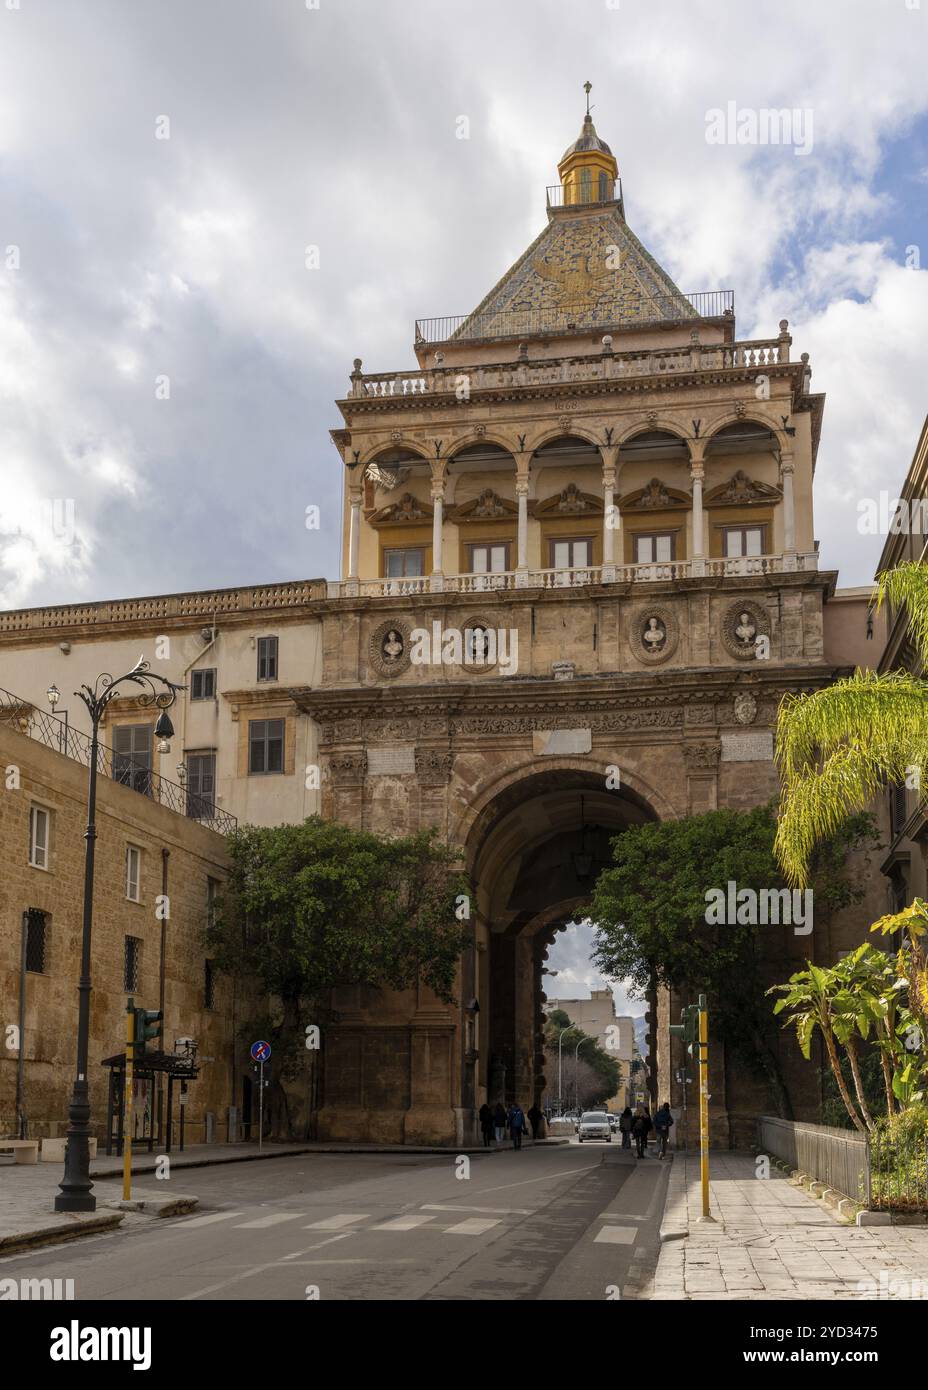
[632,1105,652,1159]
[507,1101,527,1151]
[493,1101,507,1146]
[618,1106,633,1150]
[527,1103,543,1141]
[654,1102,674,1158]
[479,1102,494,1149]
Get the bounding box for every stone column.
[429,468,445,593]
[601,446,619,582]
[347,485,362,583]
[515,474,530,585]
[780,453,796,570]
[690,445,706,576]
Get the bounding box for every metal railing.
[757,1116,870,1206]
[870,1129,928,1212]
[414,291,735,345]
[0,686,237,835]
[545,179,622,209]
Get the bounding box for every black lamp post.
[55,658,184,1212]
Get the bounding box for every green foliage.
[775,559,928,885]
[208,817,467,1003]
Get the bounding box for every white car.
[577,1111,612,1143]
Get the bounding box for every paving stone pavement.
[653,1152,928,1301]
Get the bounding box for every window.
[249,718,285,775]
[633,533,676,564]
[467,542,510,574]
[383,548,425,578]
[205,959,216,1010]
[579,167,592,202]
[549,537,593,569]
[190,668,216,700]
[124,935,142,992]
[25,909,48,973]
[206,876,220,932]
[113,724,153,796]
[723,526,766,558]
[186,752,216,818]
[29,806,50,869]
[257,636,278,682]
[126,845,141,902]
[599,170,610,202]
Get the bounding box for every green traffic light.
[133,1008,163,1051]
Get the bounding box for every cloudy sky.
[2,0,927,610]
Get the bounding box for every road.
[1,1141,671,1301]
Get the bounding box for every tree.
[590,804,875,1118]
[206,817,469,1135]
[542,1010,622,1109]
[775,561,928,885]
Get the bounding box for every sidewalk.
[653,1151,928,1300]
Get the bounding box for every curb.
[90,1142,507,1179]
[105,1195,200,1218]
[0,1212,124,1256]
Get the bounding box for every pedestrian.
[632,1105,652,1159]
[527,1103,543,1140]
[654,1102,674,1158]
[493,1101,507,1145]
[479,1102,494,1148]
[508,1101,527,1150]
[619,1106,633,1149]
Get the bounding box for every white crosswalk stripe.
[444,1218,501,1236]
[303,1213,370,1230]
[177,1211,245,1229]
[234,1212,305,1229]
[371,1215,437,1231]
[594,1226,637,1244]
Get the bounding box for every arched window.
[599,170,610,202]
[580,167,592,203]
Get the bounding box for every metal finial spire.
[583,81,593,117]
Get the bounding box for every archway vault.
[464,764,660,1111]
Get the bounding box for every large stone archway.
[463,766,659,1115]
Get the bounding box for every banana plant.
[769,962,868,1134]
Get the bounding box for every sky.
[2,0,927,610]
[545,920,645,1020]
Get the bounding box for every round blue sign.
[250,1040,271,1062]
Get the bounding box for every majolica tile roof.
[455,205,697,340]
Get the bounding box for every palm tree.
[769,963,868,1134]
[775,561,928,885]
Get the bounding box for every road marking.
[594,1226,637,1245]
[421,1204,533,1216]
[470,1164,600,1197]
[371,1215,436,1231]
[176,1211,245,1229]
[234,1212,304,1229]
[445,1218,501,1236]
[303,1213,370,1230]
[183,1234,350,1298]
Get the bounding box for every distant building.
[545,989,636,1106]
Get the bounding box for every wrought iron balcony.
[0,686,237,835]
[545,178,623,209]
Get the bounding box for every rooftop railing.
[0,686,238,835]
[413,291,734,345]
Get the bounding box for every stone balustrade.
[0,580,327,633]
[347,337,791,400]
[326,552,818,599]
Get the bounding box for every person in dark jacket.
[618,1106,633,1150]
[527,1104,543,1140]
[479,1102,494,1148]
[493,1102,508,1145]
[654,1102,674,1158]
[507,1102,527,1150]
[632,1106,652,1158]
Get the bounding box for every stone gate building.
[0,104,885,1148]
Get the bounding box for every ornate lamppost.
[55,658,184,1212]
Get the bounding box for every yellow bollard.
[123,1002,134,1202]
[697,992,714,1222]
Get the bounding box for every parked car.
[577,1111,612,1143]
[608,1113,620,1132]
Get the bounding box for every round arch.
[525,426,606,457]
[703,413,788,456]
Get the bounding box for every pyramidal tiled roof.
[454,206,697,341]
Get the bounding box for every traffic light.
[133,1007,163,1054]
[669,1003,700,1050]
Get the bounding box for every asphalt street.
[1,1140,671,1301]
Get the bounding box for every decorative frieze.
[415,747,454,784]
[682,741,721,771]
[330,750,367,785]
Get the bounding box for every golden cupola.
[557,84,619,207]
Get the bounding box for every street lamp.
[46,683,70,753]
[55,657,184,1213]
